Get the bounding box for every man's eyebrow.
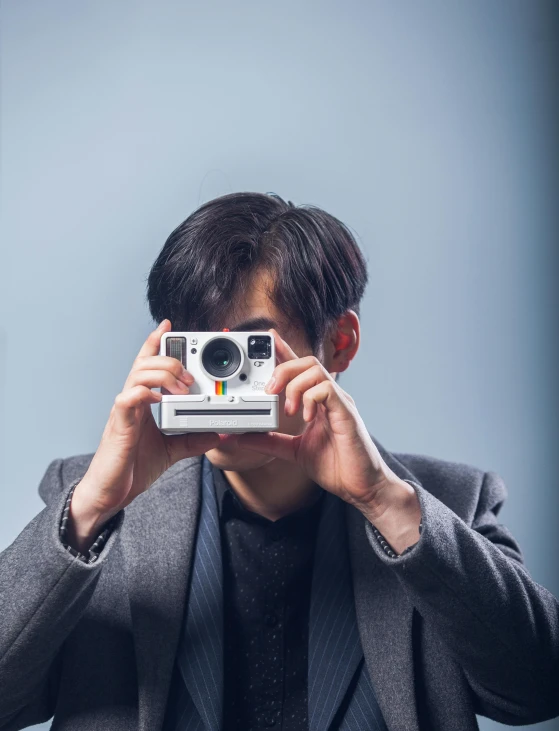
[228,317,279,332]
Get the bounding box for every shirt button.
[265,612,278,627]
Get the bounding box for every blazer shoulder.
[38,452,96,506]
[391,450,493,524]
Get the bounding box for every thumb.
[236,431,298,462]
[165,431,221,464]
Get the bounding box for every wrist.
[356,478,422,555]
[65,481,120,554]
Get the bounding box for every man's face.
[203,269,323,473]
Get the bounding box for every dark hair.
[146,192,368,359]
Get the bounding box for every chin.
[204,442,275,471]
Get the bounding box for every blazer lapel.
[120,456,206,731]
[345,433,423,731]
[308,489,363,731]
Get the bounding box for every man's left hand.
[236,329,418,525]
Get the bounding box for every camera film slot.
[166,337,187,368]
[175,408,272,416]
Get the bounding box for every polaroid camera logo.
[252,381,267,391]
[209,419,238,427]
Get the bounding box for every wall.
[1,1,557,728]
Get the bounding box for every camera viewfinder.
[248,335,271,359]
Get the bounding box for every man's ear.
[328,310,360,375]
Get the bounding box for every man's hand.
[236,328,422,554]
[66,319,221,554]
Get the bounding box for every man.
[0,191,558,731]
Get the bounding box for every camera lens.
[212,349,230,368]
[201,337,242,378]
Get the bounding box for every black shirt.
[210,463,326,731]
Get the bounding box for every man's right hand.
[65,319,220,553]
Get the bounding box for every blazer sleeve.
[363,470,559,726]
[0,458,125,730]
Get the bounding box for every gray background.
[1,1,557,729]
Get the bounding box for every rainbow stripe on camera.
[215,380,227,395]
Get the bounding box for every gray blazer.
[0,434,558,730]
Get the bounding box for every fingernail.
[264,376,276,393]
[159,319,169,329]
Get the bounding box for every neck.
[222,458,322,521]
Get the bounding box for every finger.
[265,355,326,394]
[164,431,221,463]
[283,364,329,416]
[113,385,162,430]
[125,369,191,395]
[134,355,194,383]
[268,328,299,365]
[301,380,353,423]
[126,355,192,389]
[338,386,356,405]
[136,319,171,360]
[235,431,299,462]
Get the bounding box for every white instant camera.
[157,331,279,434]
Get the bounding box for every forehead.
[218,268,311,353]
[221,267,276,327]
